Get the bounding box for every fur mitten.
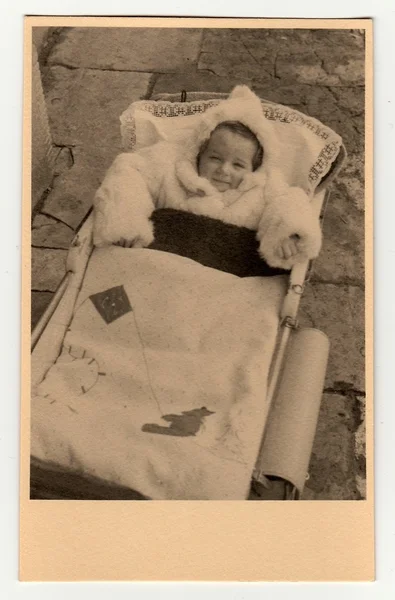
[93,153,156,248]
[257,185,322,269]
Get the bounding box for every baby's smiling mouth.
[212,178,231,189]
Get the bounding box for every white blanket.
[31,248,287,499]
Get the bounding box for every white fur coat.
[93,86,322,269]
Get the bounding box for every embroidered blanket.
[31,247,286,499]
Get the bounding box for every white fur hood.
[177,85,281,184]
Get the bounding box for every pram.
[30,90,346,501]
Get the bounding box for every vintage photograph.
[29,22,367,501]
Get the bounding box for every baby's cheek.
[233,171,246,188]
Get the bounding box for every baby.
[93,85,322,269]
[190,120,300,261]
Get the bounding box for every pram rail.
[31,216,93,389]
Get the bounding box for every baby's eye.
[210,156,220,161]
[234,163,245,169]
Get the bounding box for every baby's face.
[198,129,257,192]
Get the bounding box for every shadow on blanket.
[149,209,289,278]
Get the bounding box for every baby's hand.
[111,218,154,249]
[114,233,152,249]
[115,238,135,248]
[277,234,300,260]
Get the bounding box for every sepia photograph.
[28,20,368,504]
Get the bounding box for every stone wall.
[31,28,58,211]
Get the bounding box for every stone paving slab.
[31,247,67,292]
[336,152,365,211]
[199,28,364,87]
[32,214,75,249]
[303,392,363,500]
[275,53,364,87]
[42,66,151,149]
[311,184,365,285]
[48,27,203,72]
[199,50,273,83]
[42,145,118,230]
[151,71,252,97]
[53,146,74,176]
[201,28,364,56]
[298,283,365,392]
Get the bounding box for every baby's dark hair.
[198,120,264,171]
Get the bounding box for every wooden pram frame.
[30,91,346,501]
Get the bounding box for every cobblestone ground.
[32,26,366,500]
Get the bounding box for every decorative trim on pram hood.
[121,86,345,196]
